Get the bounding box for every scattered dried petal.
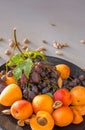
[22,45,28,50]
[42,40,48,44]
[40,51,44,54]
[5,49,11,55]
[53,100,63,109]
[17,120,25,127]
[58,77,63,88]
[35,46,46,52]
[9,40,15,47]
[0,37,3,41]
[51,23,56,27]
[2,109,11,115]
[23,38,31,44]
[80,40,85,44]
[56,51,64,56]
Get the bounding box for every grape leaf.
[13,58,33,80]
[7,54,24,66]
[23,51,46,61]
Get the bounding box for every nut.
[23,38,31,44]
[80,40,85,44]
[24,118,30,124]
[58,77,63,88]
[35,46,46,52]
[53,41,68,49]
[5,49,11,55]
[17,120,25,127]
[9,40,15,47]
[0,37,3,41]
[56,51,64,56]
[53,100,63,109]
[22,45,28,50]
[2,109,11,115]
[42,40,48,44]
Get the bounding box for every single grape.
[42,87,51,94]
[28,91,36,101]
[31,71,40,83]
[31,85,39,94]
[79,75,85,81]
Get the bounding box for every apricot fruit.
[5,75,16,85]
[70,106,83,124]
[11,100,33,120]
[56,64,70,79]
[32,94,54,114]
[53,88,72,106]
[30,111,54,130]
[0,84,22,106]
[70,86,85,105]
[52,106,73,127]
[70,105,85,116]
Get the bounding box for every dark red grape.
[31,71,40,83]
[28,91,36,101]
[79,75,85,81]
[31,85,39,94]
[42,87,51,94]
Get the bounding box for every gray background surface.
[0,0,85,68]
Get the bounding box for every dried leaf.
[53,100,63,109]
[58,77,63,88]
[17,120,25,127]
[2,109,11,115]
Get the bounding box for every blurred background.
[0,0,85,68]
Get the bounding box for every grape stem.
[13,28,23,55]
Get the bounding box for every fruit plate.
[0,56,85,130]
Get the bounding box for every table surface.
[0,0,85,68]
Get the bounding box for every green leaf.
[23,50,46,61]
[7,54,24,66]
[46,92,53,97]
[13,58,33,80]
[13,67,22,81]
[23,58,33,78]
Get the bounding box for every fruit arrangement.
[0,29,85,130]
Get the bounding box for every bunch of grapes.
[0,61,85,102]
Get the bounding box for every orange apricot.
[52,106,73,127]
[0,84,22,106]
[70,106,83,124]
[30,111,54,130]
[11,100,33,120]
[5,75,16,85]
[56,64,70,79]
[70,86,85,105]
[32,94,54,114]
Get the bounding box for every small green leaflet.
[23,51,46,61]
[7,54,24,66]
[13,58,33,80]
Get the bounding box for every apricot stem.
[37,117,47,126]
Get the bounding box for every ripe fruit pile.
[0,61,85,130]
[0,30,85,129]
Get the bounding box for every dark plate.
[0,56,85,130]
